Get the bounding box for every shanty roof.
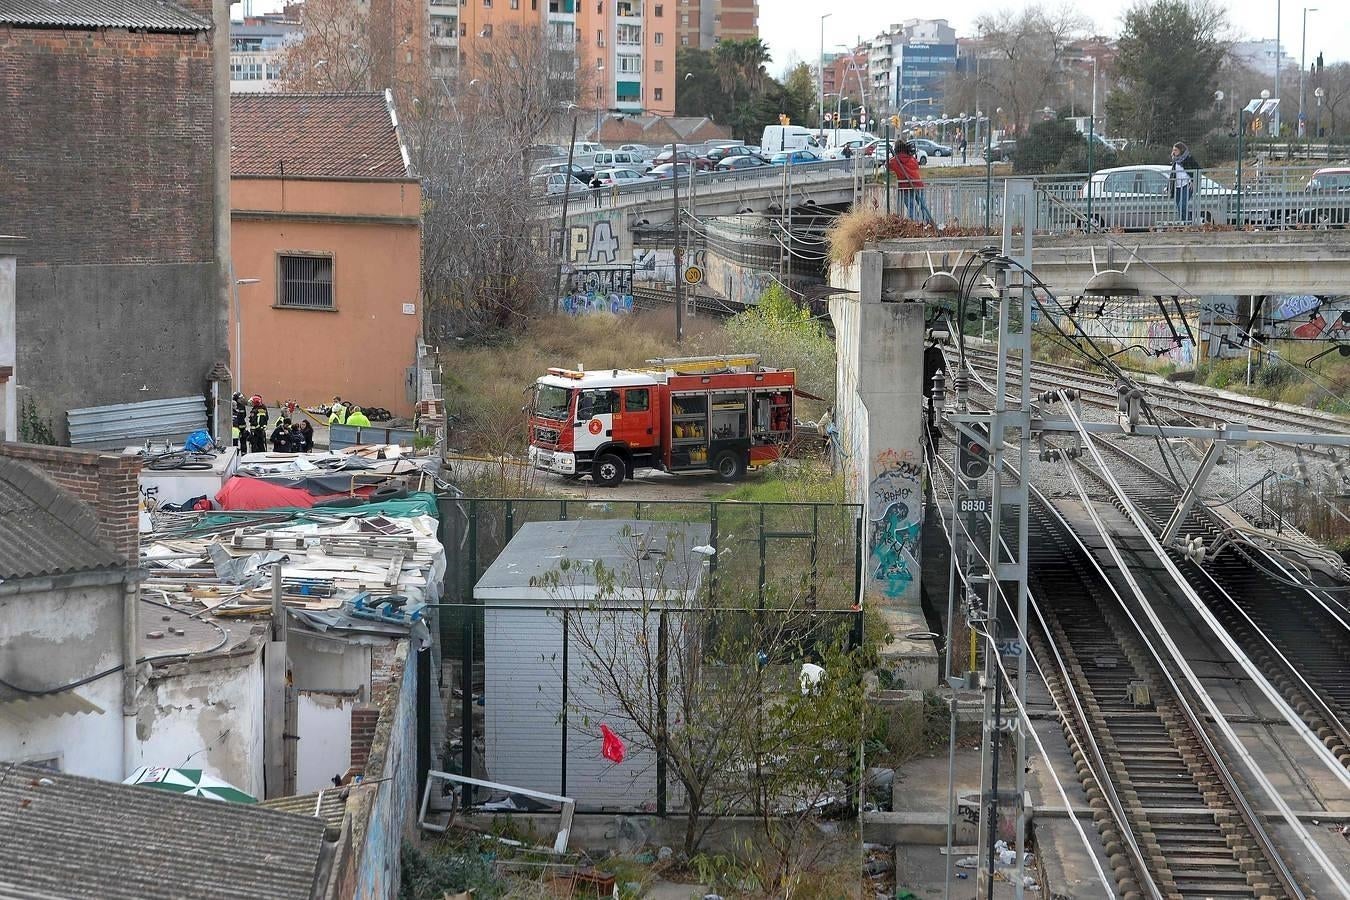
[230,92,413,180]
[0,456,123,579]
[0,0,211,32]
[0,763,330,900]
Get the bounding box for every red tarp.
[215,477,373,511]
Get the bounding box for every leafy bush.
[724,285,837,404]
[399,840,505,900]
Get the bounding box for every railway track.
[957,344,1350,438]
[1066,435,1350,775]
[1027,499,1298,898]
[931,450,1305,897]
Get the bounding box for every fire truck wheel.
[714,450,746,482]
[593,453,626,487]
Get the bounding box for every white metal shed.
[474,519,709,812]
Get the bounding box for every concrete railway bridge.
[831,224,1350,896]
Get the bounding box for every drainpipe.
[122,576,140,777]
[213,0,234,433]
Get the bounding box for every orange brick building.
[229,92,422,417]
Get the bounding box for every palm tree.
[713,40,744,115]
[739,38,772,97]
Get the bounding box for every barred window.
[278,254,334,309]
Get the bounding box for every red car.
[651,148,714,171]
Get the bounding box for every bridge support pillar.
[831,249,938,689]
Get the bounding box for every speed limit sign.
[683,265,704,286]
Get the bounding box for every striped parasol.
[123,766,257,803]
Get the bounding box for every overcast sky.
[764,0,1346,76]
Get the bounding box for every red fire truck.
[527,355,796,486]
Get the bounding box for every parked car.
[652,148,714,170]
[822,139,869,159]
[861,139,927,166]
[617,144,654,160]
[534,161,592,182]
[715,155,772,171]
[525,143,568,162]
[647,162,696,180]
[592,150,647,170]
[592,167,656,188]
[531,172,590,195]
[911,139,953,157]
[704,145,760,165]
[1073,165,1231,229]
[987,140,1017,162]
[769,149,822,165]
[1298,167,1350,227]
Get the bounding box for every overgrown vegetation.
[399,840,505,899]
[18,396,56,445]
[827,210,996,267]
[723,286,835,405]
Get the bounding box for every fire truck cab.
[527,355,795,486]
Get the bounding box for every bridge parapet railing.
[916,164,1349,234]
[534,157,870,210]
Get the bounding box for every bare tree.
[277,0,427,105]
[972,5,1091,133]
[461,24,591,157]
[534,526,867,861]
[277,0,374,92]
[1316,63,1350,137]
[406,27,589,339]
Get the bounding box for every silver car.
[531,172,589,195]
[1072,164,1231,229]
[593,167,655,188]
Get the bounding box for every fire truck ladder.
[642,355,764,375]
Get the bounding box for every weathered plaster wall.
[353,641,416,900]
[0,581,125,779]
[131,642,266,799]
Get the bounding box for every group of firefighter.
[231,394,377,455]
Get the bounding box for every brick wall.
[349,708,381,772]
[0,442,142,563]
[0,25,216,266]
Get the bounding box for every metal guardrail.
[915,164,1350,234]
[533,156,873,207]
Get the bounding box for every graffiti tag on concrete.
[559,266,634,316]
[869,447,922,598]
[568,218,621,264]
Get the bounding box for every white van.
[820,129,875,150]
[759,125,822,154]
[570,141,605,168]
[592,150,646,169]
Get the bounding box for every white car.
[617,144,653,160]
[592,167,655,188]
[531,172,590,195]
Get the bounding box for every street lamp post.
[232,276,260,391]
[818,14,832,134]
[1299,7,1318,138]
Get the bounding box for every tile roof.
[230,93,412,180]
[0,0,211,32]
[0,456,122,580]
[0,763,330,900]
[260,787,350,832]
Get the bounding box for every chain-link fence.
[433,498,866,815]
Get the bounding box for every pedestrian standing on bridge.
[888,141,936,228]
[589,173,604,208]
[1169,141,1200,224]
[958,131,968,164]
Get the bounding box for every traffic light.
[959,423,990,479]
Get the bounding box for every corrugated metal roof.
[0,763,329,900]
[0,0,211,32]
[259,788,349,831]
[68,394,207,450]
[0,691,104,724]
[0,456,123,579]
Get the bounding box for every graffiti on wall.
[1272,296,1350,340]
[553,214,625,265]
[560,266,635,316]
[1145,320,1195,366]
[634,248,707,284]
[869,447,922,598]
[1199,298,1243,358]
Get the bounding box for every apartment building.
[230,15,299,93]
[867,18,956,120]
[442,0,674,115]
[675,0,758,49]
